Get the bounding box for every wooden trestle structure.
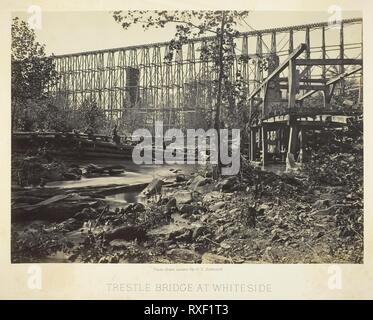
[247,40,362,169]
[49,18,363,137]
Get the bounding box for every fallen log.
[12,193,103,222]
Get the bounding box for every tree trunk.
[214,11,226,176]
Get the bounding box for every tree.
[11,17,59,131]
[112,10,250,174]
[77,97,108,133]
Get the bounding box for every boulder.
[201,253,231,264]
[165,197,177,214]
[175,174,187,182]
[166,248,201,263]
[209,201,225,211]
[168,228,193,242]
[105,225,147,242]
[189,175,211,190]
[178,204,204,215]
[202,191,223,204]
[132,203,145,212]
[109,239,133,248]
[141,178,164,196]
[74,207,97,220]
[192,225,209,240]
[174,191,193,204]
[216,176,238,192]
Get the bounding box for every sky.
[12,10,362,56]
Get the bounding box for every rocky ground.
[11,128,363,264]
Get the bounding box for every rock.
[201,253,231,264]
[59,218,81,231]
[229,208,240,215]
[98,257,110,263]
[141,178,164,196]
[175,174,187,182]
[220,241,231,249]
[165,197,177,213]
[239,205,256,227]
[67,253,79,262]
[178,204,204,215]
[174,191,193,204]
[192,225,209,240]
[109,239,132,248]
[202,191,223,203]
[189,175,211,190]
[132,203,145,212]
[169,228,193,242]
[166,248,201,263]
[74,207,97,220]
[209,201,225,211]
[105,225,147,241]
[216,176,238,192]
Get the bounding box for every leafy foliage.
[11,17,59,131]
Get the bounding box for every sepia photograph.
[10,9,363,265]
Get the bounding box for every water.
[46,160,198,189]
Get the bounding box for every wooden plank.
[288,58,297,108]
[280,84,325,91]
[295,58,362,66]
[297,67,362,101]
[248,43,307,100]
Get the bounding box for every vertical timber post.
[288,58,297,109]
[261,125,268,167]
[339,21,345,95]
[286,56,298,170]
[286,124,298,170]
[250,128,257,161]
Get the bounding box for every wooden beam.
[297,67,362,101]
[279,77,327,83]
[261,126,268,166]
[326,67,362,86]
[280,84,326,91]
[288,58,297,108]
[295,58,362,66]
[248,43,307,100]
